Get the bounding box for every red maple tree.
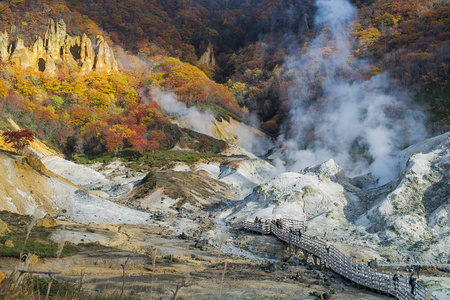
[2,129,35,154]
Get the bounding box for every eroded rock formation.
[0,19,118,73]
[199,43,216,67]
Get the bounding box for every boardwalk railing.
[244,218,437,300]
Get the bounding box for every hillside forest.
[0,0,448,159]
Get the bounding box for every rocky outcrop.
[0,19,118,73]
[0,31,9,59]
[94,35,118,72]
[198,43,216,67]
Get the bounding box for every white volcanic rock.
[42,156,144,201]
[302,158,346,181]
[0,153,151,225]
[356,132,450,260]
[42,155,110,189]
[228,133,450,263]
[218,159,275,198]
[230,160,358,224]
[194,162,221,179]
[69,189,151,224]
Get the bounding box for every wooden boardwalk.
[243,218,437,300]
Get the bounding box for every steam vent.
[0,19,118,73]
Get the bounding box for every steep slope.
[357,132,450,262]
[0,151,151,224]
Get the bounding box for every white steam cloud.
[152,90,216,136]
[275,0,427,185]
[153,89,273,155]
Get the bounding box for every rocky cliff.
[0,19,118,73]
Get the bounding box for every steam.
[152,89,273,154]
[152,90,216,136]
[233,122,274,156]
[275,0,427,185]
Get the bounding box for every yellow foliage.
[87,89,111,109]
[0,78,8,99]
[355,25,381,49]
[15,73,37,96]
[370,67,386,77]
[41,75,61,93]
[69,106,91,126]
[147,72,165,86]
[123,86,138,106]
[53,4,68,13]
[10,0,23,6]
[356,27,381,39]
[140,107,163,126]
[26,99,35,111]
[231,81,247,92]
[81,120,109,139]
[110,124,133,139]
[86,72,115,94]
[374,13,400,27]
[153,56,235,104]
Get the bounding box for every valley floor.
[0,221,399,299]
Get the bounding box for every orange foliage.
[81,120,109,140]
[34,106,57,125]
[69,106,90,126]
[151,57,235,106]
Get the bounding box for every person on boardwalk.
[409,273,417,295]
[254,216,259,223]
[393,273,399,291]
[325,240,331,254]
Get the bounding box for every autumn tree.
[104,129,123,154]
[1,129,35,154]
[0,78,8,99]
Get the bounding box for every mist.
[275,0,427,185]
[152,89,216,136]
[152,89,273,155]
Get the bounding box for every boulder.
[368,258,378,268]
[194,239,208,251]
[285,254,302,266]
[36,215,57,227]
[265,262,281,273]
